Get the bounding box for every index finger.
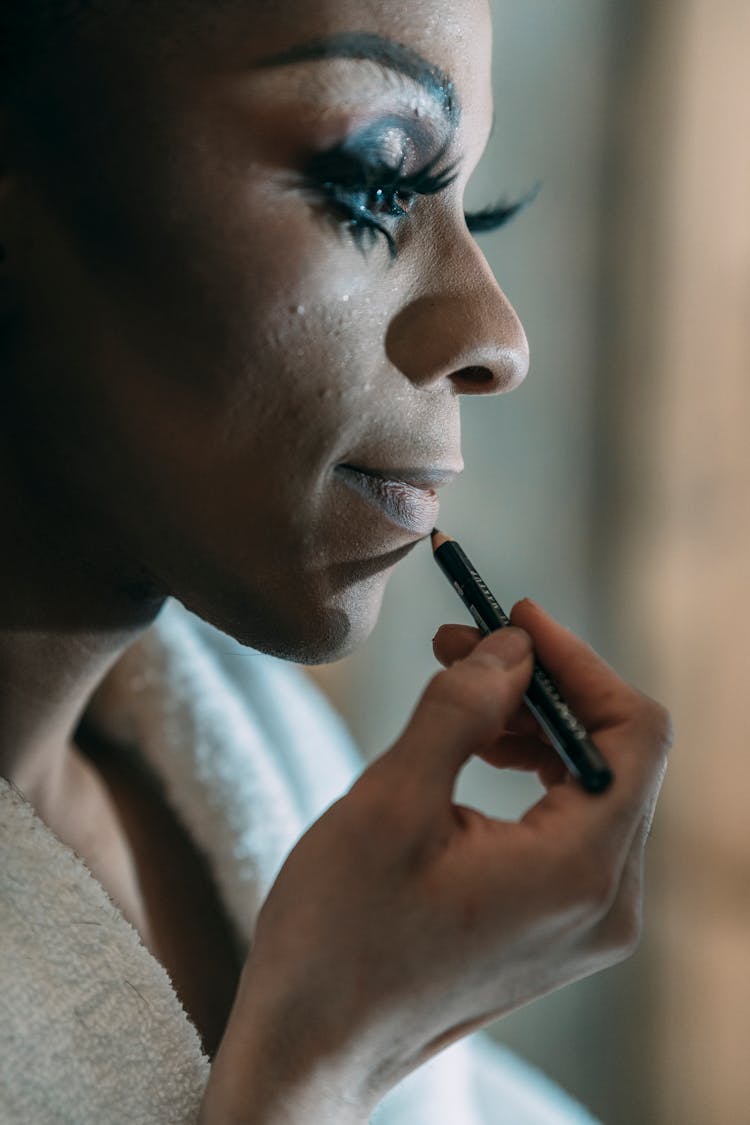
[432,623,482,667]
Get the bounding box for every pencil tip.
[431,528,451,551]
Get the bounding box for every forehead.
[249,0,493,62]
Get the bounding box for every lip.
[335,463,461,536]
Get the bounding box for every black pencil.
[431,530,613,794]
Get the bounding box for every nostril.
[454,365,495,388]
[451,353,527,395]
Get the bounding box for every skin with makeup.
[0,1,672,1121]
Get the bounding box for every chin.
[177,568,389,666]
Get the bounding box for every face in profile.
[2,0,528,661]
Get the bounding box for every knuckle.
[606,904,643,962]
[613,896,643,953]
[634,696,674,752]
[651,703,675,752]
[574,858,620,920]
[550,850,616,923]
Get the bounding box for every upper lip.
[338,463,463,491]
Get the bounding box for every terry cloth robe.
[0,599,601,1125]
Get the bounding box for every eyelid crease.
[305,139,458,199]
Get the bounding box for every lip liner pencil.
[431,530,613,794]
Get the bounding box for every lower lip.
[335,466,440,536]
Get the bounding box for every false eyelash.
[351,151,460,257]
[391,148,460,197]
[307,138,539,257]
[310,142,458,200]
[465,182,541,234]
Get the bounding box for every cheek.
[144,204,395,475]
[120,173,386,407]
[15,111,409,636]
[32,75,397,471]
[81,209,388,550]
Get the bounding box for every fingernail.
[494,627,532,666]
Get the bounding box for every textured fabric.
[0,599,600,1123]
[0,779,209,1125]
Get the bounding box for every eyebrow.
[256,31,460,127]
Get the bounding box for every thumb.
[391,627,534,797]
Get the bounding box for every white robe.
[0,599,600,1124]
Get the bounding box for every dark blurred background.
[311,3,750,1121]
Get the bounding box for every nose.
[385,238,530,395]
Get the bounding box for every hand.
[201,599,672,1123]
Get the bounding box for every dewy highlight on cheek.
[431,530,613,794]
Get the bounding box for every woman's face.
[4,0,528,661]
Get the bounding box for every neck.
[0,452,165,820]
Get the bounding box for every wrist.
[198,997,375,1125]
[198,1050,372,1125]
